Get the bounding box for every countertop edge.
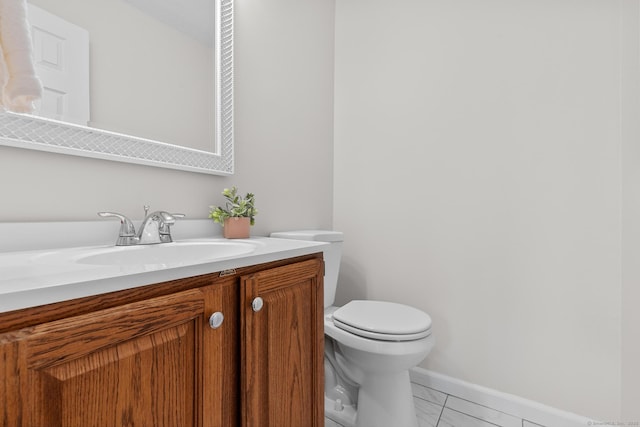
[0,238,327,313]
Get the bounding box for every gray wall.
[333,0,640,421]
[0,0,335,238]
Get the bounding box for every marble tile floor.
[325,381,547,427]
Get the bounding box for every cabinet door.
[0,289,205,427]
[240,258,324,427]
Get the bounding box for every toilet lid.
[332,300,432,342]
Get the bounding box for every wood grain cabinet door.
[240,258,324,427]
[1,288,206,427]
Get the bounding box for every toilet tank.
[270,230,343,308]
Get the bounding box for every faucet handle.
[97,212,138,246]
[158,213,185,243]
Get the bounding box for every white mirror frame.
[0,0,233,175]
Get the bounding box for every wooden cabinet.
[2,289,207,427]
[0,254,323,427]
[241,259,324,427]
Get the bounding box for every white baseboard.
[409,367,594,427]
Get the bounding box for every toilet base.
[325,395,357,427]
[326,370,419,427]
[355,370,418,427]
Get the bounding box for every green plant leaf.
[208,186,258,225]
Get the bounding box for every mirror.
[0,0,233,175]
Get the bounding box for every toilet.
[270,230,434,427]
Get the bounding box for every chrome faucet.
[97,212,138,246]
[138,210,177,244]
[98,206,185,246]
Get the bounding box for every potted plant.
[209,187,258,238]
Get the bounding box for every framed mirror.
[0,0,233,175]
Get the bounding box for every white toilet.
[270,230,434,427]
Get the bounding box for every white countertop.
[0,237,327,313]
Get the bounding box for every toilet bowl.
[325,303,434,427]
[270,231,434,427]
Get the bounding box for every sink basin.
[75,241,256,266]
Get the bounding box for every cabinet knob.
[251,297,264,312]
[209,312,224,329]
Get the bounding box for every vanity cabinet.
[1,288,212,426]
[241,258,324,427]
[0,254,324,427]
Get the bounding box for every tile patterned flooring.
[325,381,548,427]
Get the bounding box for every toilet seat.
[332,300,432,342]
